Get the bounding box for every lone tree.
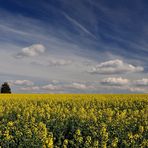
[1,82,11,93]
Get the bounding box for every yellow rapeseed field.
[0,94,148,147]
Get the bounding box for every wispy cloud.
[0,24,29,36]
[63,12,96,39]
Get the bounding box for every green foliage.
[0,82,11,94]
[0,94,148,147]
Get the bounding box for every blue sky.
[0,0,147,93]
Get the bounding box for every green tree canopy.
[1,82,11,93]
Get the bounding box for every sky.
[0,0,148,93]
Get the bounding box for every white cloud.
[30,58,72,67]
[19,82,92,92]
[15,44,46,58]
[20,84,61,92]
[20,86,40,91]
[48,59,72,66]
[134,78,148,86]
[89,59,144,74]
[69,82,94,90]
[42,84,62,91]
[51,80,60,84]
[15,78,147,93]
[72,83,88,89]
[9,80,34,86]
[99,77,148,93]
[100,77,129,86]
[128,87,148,93]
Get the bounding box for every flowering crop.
[0,94,148,147]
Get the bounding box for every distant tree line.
[0,82,11,93]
